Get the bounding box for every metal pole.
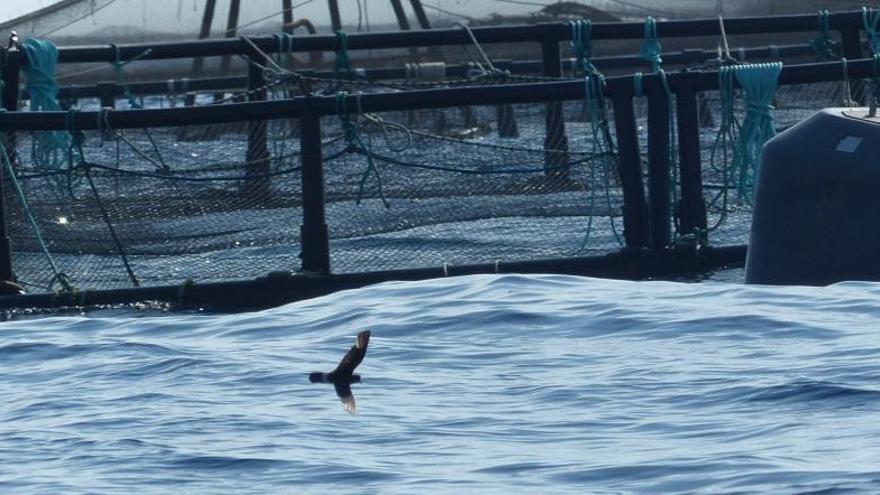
[215,0,241,102]
[0,39,20,282]
[186,0,217,107]
[675,87,707,243]
[299,110,330,274]
[541,36,570,177]
[646,81,671,249]
[610,90,649,248]
[244,39,270,199]
[409,0,432,29]
[328,0,342,32]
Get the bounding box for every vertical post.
[186,0,217,107]
[390,0,419,57]
[328,0,342,32]
[676,86,707,243]
[646,78,671,249]
[541,36,570,177]
[408,0,432,29]
[610,89,649,248]
[0,45,20,282]
[215,0,241,103]
[299,109,330,274]
[244,39,271,199]
[282,0,294,32]
[96,83,117,109]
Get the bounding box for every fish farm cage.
[0,9,879,310]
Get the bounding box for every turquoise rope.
[708,65,742,229]
[334,31,354,85]
[0,136,73,292]
[863,7,880,56]
[580,74,623,248]
[569,19,598,77]
[336,91,389,208]
[640,17,663,73]
[109,43,152,109]
[22,38,69,170]
[731,62,783,200]
[810,10,838,60]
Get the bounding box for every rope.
[108,43,152,109]
[569,19,598,77]
[334,31,354,86]
[811,10,839,60]
[731,62,783,201]
[336,91,389,208]
[0,135,73,292]
[65,110,140,287]
[640,17,663,73]
[21,38,69,170]
[708,64,741,229]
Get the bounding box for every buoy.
[746,107,880,285]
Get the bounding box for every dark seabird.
[309,330,370,414]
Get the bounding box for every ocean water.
[2,273,880,494]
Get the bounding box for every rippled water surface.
[3,274,880,494]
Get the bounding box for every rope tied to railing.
[273,32,295,68]
[334,30,354,85]
[581,73,623,248]
[640,17,663,73]
[863,7,880,56]
[569,19,598,77]
[22,38,69,170]
[707,63,742,229]
[335,91,389,208]
[810,10,839,60]
[730,62,783,200]
[108,43,152,109]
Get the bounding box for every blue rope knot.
[569,19,597,77]
[810,10,839,60]
[334,30,353,83]
[745,101,775,116]
[640,17,663,73]
[22,38,70,170]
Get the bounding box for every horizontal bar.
[2,57,876,131]
[6,10,867,65]
[46,42,817,101]
[0,245,747,310]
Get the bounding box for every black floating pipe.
[3,58,880,132]
[49,42,820,102]
[0,245,748,311]
[17,11,862,65]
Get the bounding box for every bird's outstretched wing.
[334,381,357,415]
[333,330,370,376]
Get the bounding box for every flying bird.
[309,330,370,414]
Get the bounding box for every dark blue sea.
[2,274,880,494]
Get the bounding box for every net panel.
[5,117,304,291]
[320,99,625,274]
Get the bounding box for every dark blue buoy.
[746,107,880,285]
